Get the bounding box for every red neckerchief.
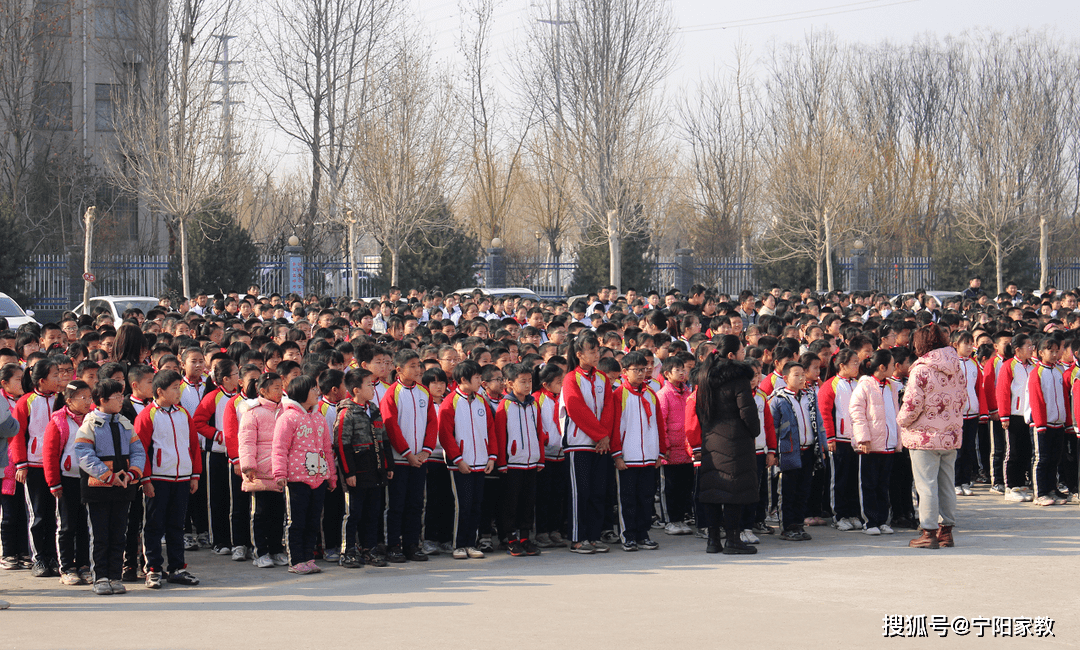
[623,381,652,419]
[576,366,596,382]
[539,387,559,402]
[61,406,86,426]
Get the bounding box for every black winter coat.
[697,361,760,504]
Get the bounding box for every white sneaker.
[879,524,894,534]
[231,546,248,561]
[954,486,964,496]
[961,484,974,496]
[1005,488,1029,503]
[421,540,440,556]
[465,547,485,559]
[834,517,856,531]
[664,522,683,536]
[864,526,881,536]
[452,547,468,559]
[740,529,760,544]
[1034,495,1057,507]
[679,521,694,534]
[271,553,290,566]
[252,554,274,568]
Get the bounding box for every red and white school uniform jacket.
[534,388,563,462]
[754,387,778,455]
[960,356,989,422]
[222,393,247,466]
[193,388,237,454]
[996,357,1033,422]
[438,389,496,471]
[495,393,544,471]
[11,390,57,470]
[983,354,1004,420]
[759,371,786,398]
[818,375,856,444]
[1027,362,1071,433]
[135,402,204,483]
[1061,361,1079,390]
[558,367,616,452]
[373,379,393,406]
[611,382,668,467]
[317,398,337,436]
[180,377,208,449]
[42,407,85,493]
[381,380,438,466]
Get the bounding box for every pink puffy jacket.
[238,397,283,492]
[657,381,693,464]
[849,376,902,453]
[897,346,967,451]
[271,401,337,489]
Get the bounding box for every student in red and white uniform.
[221,364,262,561]
[494,363,545,557]
[177,347,208,549]
[193,359,240,554]
[533,363,567,548]
[1060,339,1080,496]
[380,349,437,563]
[952,331,987,496]
[1027,337,1071,506]
[818,349,860,530]
[743,359,777,540]
[42,380,93,585]
[316,370,346,563]
[11,359,61,575]
[439,360,496,559]
[996,333,1034,503]
[136,370,203,588]
[558,330,616,554]
[759,346,794,397]
[983,331,1012,492]
[612,352,667,551]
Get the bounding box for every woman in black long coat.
[695,335,760,555]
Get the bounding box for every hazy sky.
[264,0,1080,173]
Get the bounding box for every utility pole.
[211,34,245,172]
[537,0,571,127]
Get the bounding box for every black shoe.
[751,522,774,535]
[121,567,139,583]
[386,546,407,563]
[362,549,388,567]
[705,527,722,554]
[779,528,804,541]
[31,560,58,578]
[478,538,494,553]
[166,569,199,585]
[639,537,659,550]
[0,556,23,570]
[522,539,541,556]
[507,540,526,556]
[339,554,362,569]
[797,527,812,541]
[404,545,428,561]
[723,537,758,555]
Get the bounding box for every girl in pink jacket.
[272,375,337,574]
[849,351,901,536]
[239,372,287,568]
[657,357,694,535]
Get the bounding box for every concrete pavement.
[2,485,1078,649]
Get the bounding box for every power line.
[679,0,921,33]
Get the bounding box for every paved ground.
[2,485,1078,649]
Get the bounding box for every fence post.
[850,240,869,292]
[286,236,304,297]
[675,248,694,295]
[67,246,82,310]
[485,238,506,289]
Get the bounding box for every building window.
[35,0,72,37]
[34,82,72,131]
[95,84,122,131]
[95,0,136,40]
[98,186,139,240]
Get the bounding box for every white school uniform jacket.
[495,393,544,470]
[996,357,1033,422]
[558,367,615,452]
[380,380,438,466]
[611,383,668,467]
[534,388,563,461]
[180,377,208,446]
[437,389,496,471]
[134,403,203,482]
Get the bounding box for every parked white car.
[74,295,160,322]
[451,287,541,302]
[0,292,39,329]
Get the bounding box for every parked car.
[891,290,963,310]
[451,287,541,302]
[0,292,39,329]
[74,296,160,322]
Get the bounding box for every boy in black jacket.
[335,369,393,568]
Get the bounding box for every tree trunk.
[824,207,834,292]
[348,219,359,299]
[607,209,621,293]
[390,247,400,287]
[82,207,96,312]
[1039,214,1049,292]
[179,216,191,299]
[816,256,823,293]
[994,238,1003,297]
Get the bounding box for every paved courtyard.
[2,486,1077,648]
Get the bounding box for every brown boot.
[909,529,940,549]
[937,525,954,547]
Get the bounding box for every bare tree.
[101,0,243,297]
[521,0,676,293]
[679,46,762,258]
[349,33,460,286]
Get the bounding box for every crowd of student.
[0,278,1074,603]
